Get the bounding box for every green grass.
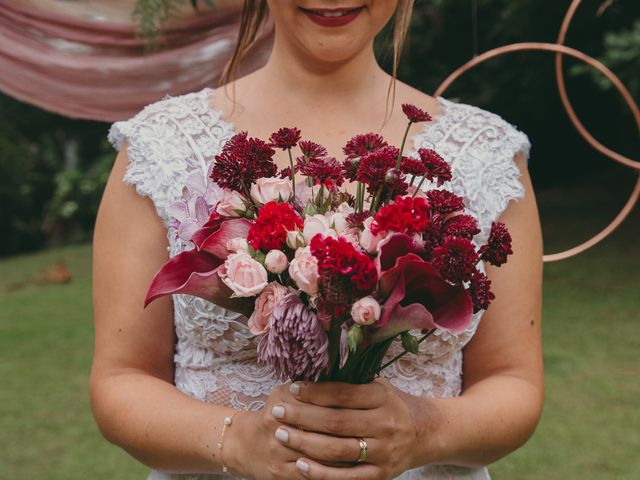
[1,203,638,479]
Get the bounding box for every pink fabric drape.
[0,1,273,121]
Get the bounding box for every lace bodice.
[107,87,531,480]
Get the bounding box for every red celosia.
[269,127,302,150]
[356,145,399,195]
[247,201,303,252]
[479,222,513,266]
[431,236,479,284]
[210,131,277,192]
[310,235,377,294]
[296,155,344,191]
[402,104,433,123]
[442,215,480,240]
[343,133,388,160]
[400,156,427,176]
[426,190,465,215]
[418,148,451,186]
[371,196,430,236]
[469,270,495,313]
[299,140,328,159]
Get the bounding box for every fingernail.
[296,459,309,473]
[272,405,285,419]
[289,383,301,395]
[275,428,289,443]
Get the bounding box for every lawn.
[1,187,638,479]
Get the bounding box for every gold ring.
[356,437,368,463]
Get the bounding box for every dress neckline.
[200,87,450,155]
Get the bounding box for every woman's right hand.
[224,383,305,480]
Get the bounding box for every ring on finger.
[356,437,368,463]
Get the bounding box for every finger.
[275,426,380,465]
[271,402,369,437]
[288,381,387,409]
[295,457,381,480]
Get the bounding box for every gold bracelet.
[217,411,242,473]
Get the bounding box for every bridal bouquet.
[144,104,513,383]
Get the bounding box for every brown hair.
[219,0,415,122]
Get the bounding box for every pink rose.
[341,228,362,250]
[351,296,381,325]
[288,246,319,296]
[226,237,249,254]
[250,177,293,205]
[218,252,268,297]
[265,249,288,274]
[247,282,289,335]
[359,217,386,253]
[326,203,355,234]
[302,214,332,244]
[216,189,247,217]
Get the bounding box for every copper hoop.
[433,0,639,263]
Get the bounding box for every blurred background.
[0,0,638,478]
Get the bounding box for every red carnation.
[299,140,328,159]
[418,148,451,187]
[469,270,495,313]
[210,132,277,192]
[356,145,399,195]
[343,133,388,160]
[427,189,465,215]
[402,104,433,123]
[296,155,344,191]
[479,222,513,266]
[371,196,430,236]
[400,156,427,176]
[269,127,301,150]
[310,235,377,294]
[247,201,303,252]
[432,236,479,284]
[442,215,480,240]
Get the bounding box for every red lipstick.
[299,6,365,27]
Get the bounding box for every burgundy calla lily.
[371,253,472,342]
[376,232,425,273]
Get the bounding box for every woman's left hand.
[269,378,421,479]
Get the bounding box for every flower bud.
[286,230,305,249]
[385,168,403,184]
[401,331,420,354]
[347,324,363,352]
[265,249,288,274]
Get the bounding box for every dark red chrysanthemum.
[296,155,344,191]
[310,235,377,294]
[210,131,277,192]
[418,148,452,186]
[426,189,465,215]
[400,156,427,176]
[371,196,430,236]
[469,270,495,313]
[402,103,433,123]
[442,214,480,240]
[479,222,513,266]
[247,201,304,252]
[299,140,328,159]
[342,158,360,182]
[279,166,292,179]
[346,211,371,229]
[269,127,302,150]
[343,133,388,160]
[431,236,479,284]
[356,145,399,195]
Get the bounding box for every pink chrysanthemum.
[469,270,495,313]
[269,127,302,150]
[479,222,513,266]
[343,133,388,160]
[432,236,479,284]
[257,293,329,381]
[442,215,481,240]
[356,145,399,195]
[402,104,433,123]
[418,148,452,186]
[299,140,328,159]
[426,190,465,215]
[210,131,277,192]
[296,155,344,191]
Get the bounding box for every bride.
[90,1,544,479]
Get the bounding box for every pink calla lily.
[371,253,472,342]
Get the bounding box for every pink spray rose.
[351,296,381,325]
[302,214,333,244]
[265,249,288,274]
[359,217,386,253]
[288,246,319,296]
[250,177,293,205]
[248,282,289,335]
[218,252,268,297]
[226,237,249,254]
[216,189,247,217]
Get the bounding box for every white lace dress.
[108,87,531,480]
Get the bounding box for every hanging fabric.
[0,0,274,121]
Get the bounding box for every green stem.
[287,149,296,197]
[395,121,413,170]
[375,330,435,374]
[412,176,427,198]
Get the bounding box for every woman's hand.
[269,378,420,480]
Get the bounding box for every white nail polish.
[289,383,301,395]
[272,405,285,419]
[275,428,289,443]
[296,459,310,473]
